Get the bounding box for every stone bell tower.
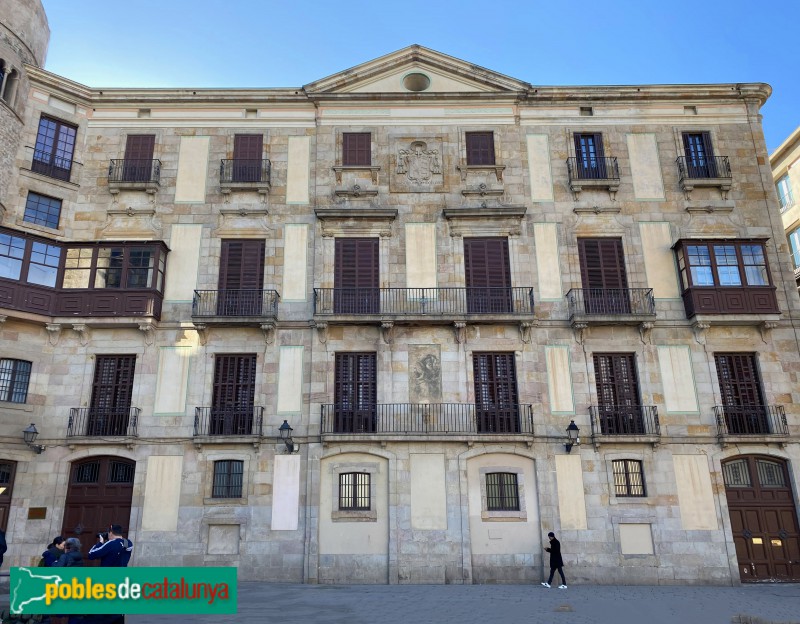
[0,0,50,206]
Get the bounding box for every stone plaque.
[409,344,442,404]
[390,136,446,193]
[207,524,240,555]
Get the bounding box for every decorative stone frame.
[203,451,253,505]
[328,461,379,522]
[478,465,528,522]
[333,127,381,184]
[604,453,650,502]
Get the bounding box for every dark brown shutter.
[682,132,716,177]
[123,135,155,182]
[211,354,257,435]
[593,353,644,434]
[334,238,379,313]
[89,355,136,435]
[472,352,520,433]
[578,238,630,313]
[574,133,606,178]
[342,133,371,166]
[464,237,511,313]
[465,132,495,166]
[218,239,265,315]
[334,353,377,433]
[232,134,262,182]
[715,353,767,434]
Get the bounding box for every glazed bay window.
[673,239,779,316]
[63,246,165,291]
[0,232,61,287]
[0,358,32,403]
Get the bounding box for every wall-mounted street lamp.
[278,420,299,454]
[23,423,45,454]
[565,420,580,454]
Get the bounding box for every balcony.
[67,407,139,437]
[589,405,660,445]
[219,159,271,196]
[566,157,620,200]
[193,406,264,437]
[715,405,788,442]
[31,152,73,183]
[108,159,161,195]
[192,289,279,326]
[313,287,535,322]
[566,288,656,327]
[321,403,534,438]
[676,156,732,200]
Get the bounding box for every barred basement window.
[339,472,370,510]
[0,358,32,403]
[485,472,520,511]
[212,460,244,498]
[612,460,646,497]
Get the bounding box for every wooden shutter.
[334,353,377,433]
[578,238,630,313]
[465,132,495,166]
[682,132,715,177]
[593,353,643,434]
[334,238,379,313]
[123,135,155,182]
[472,352,520,433]
[574,133,605,178]
[464,237,512,313]
[218,239,265,315]
[342,133,371,166]
[89,355,136,435]
[715,353,767,434]
[211,354,257,435]
[232,134,262,182]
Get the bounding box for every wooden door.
[593,353,644,434]
[723,456,800,582]
[334,238,379,314]
[574,133,606,178]
[233,134,262,182]
[715,353,768,434]
[89,356,136,436]
[62,456,135,565]
[682,131,715,178]
[217,239,265,315]
[123,135,155,182]
[472,352,520,433]
[211,354,257,435]
[334,353,377,433]
[578,238,630,313]
[463,237,512,313]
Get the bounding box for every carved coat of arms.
[396,141,441,184]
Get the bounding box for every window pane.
[212,460,244,498]
[95,248,123,288]
[0,233,25,280]
[0,359,32,403]
[722,459,751,487]
[756,460,785,488]
[741,245,768,286]
[63,248,93,289]
[612,460,645,497]
[127,248,154,288]
[339,472,370,510]
[486,472,519,510]
[713,245,741,286]
[23,192,62,229]
[27,242,61,287]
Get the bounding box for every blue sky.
[42,0,799,152]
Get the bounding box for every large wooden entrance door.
[723,456,800,582]
[62,456,135,563]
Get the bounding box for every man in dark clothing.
[87,524,133,567]
[541,531,567,589]
[0,529,6,567]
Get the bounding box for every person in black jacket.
[0,529,7,567]
[541,531,567,589]
[53,538,83,567]
[42,536,65,566]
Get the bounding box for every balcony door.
[715,353,768,434]
[334,238,379,314]
[682,131,716,178]
[464,237,512,313]
[574,133,606,179]
[89,355,136,436]
[334,353,377,433]
[233,134,262,182]
[218,239,265,315]
[211,355,256,435]
[473,352,520,433]
[122,135,155,182]
[593,353,643,434]
[578,238,630,314]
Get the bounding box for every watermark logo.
[10,567,237,614]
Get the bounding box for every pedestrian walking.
[541,531,567,589]
[0,529,7,567]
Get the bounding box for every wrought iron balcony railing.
[192,289,280,318]
[567,288,655,317]
[714,405,788,437]
[314,287,534,316]
[321,403,534,435]
[67,407,139,437]
[676,156,731,181]
[31,151,73,182]
[194,406,264,437]
[589,405,660,437]
[220,159,271,185]
[566,157,620,182]
[108,159,161,184]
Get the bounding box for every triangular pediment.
[303,45,531,96]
